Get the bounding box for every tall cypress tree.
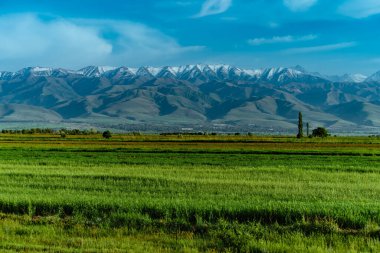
[297,112,303,138]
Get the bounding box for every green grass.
[0,134,380,252]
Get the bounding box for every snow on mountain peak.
[79,66,117,77]
[15,67,53,77]
[136,66,164,78]
[156,66,180,78]
[145,67,162,76]
[1,64,377,84]
[78,64,320,83]
[31,67,53,72]
[341,73,367,83]
[351,74,367,82]
[0,71,15,80]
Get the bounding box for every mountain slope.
[366,71,380,82]
[0,65,379,132]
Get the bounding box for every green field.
[0,134,380,252]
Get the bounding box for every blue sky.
[0,0,380,75]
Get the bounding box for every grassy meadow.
[0,133,380,252]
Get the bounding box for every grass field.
[0,134,380,252]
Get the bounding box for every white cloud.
[283,0,317,11]
[248,34,317,46]
[0,14,111,65]
[283,42,357,54]
[81,19,204,64]
[339,0,380,18]
[195,0,232,18]
[0,14,203,71]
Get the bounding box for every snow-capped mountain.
[0,64,379,132]
[290,65,368,83]
[0,71,15,80]
[339,74,368,83]
[0,64,328,84]
[0,64,376,85]
[156,66,179,79]
[15,67,53,77]
[79,66,117,77]
[10,67,79,79]
[103,67,137,79]
[259,67,316,83]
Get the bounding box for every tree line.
[1,128,98,135]
[1,128,113,139]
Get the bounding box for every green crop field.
[0,134,380,252]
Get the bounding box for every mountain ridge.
[0,64,376,84]
[0,64,379,133]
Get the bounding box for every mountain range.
[0,64,380,133]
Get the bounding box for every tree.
[297,112,303,138]
[312,127,328,138]
[306,122,310,137]
[60,131,66,138]
[102,130,112,139]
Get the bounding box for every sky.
[0,0,380,75]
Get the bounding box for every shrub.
[102,130,112,139]
[312,127,328,138]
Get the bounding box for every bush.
[312,127,328,138]
[102,130,112,139]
